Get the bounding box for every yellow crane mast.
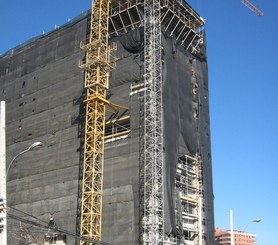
[79,0,110,243]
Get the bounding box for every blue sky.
[196,0,277,244]
[1,0,277,244]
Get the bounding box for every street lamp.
[230,209,235,245]
[243,218,262,231]
[6,141,43,175]
[1,141,43,245]
[230,209,261,245]
[253,218,262,223]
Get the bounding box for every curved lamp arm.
[6,142,43,176]
[243,218,261,231]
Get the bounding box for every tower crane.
[240,0,263,16]
[79,0,110,244]
[79,0,128,243]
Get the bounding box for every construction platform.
[109,0,205,53]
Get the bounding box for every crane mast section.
[79,0,110,243]
[240,0,263,16]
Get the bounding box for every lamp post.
[0,101,6,245]
[6,141,43,176]
[243,218,261,232]
[230,209,261,245]
[230,209,235,245]
[0,137,42,245]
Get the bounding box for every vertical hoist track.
[141,0,164,244]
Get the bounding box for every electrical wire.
[7,205,49,225]
[7,212,114,245]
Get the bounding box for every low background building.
[215,228,256,245]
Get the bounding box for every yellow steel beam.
[105,115,130,125]
[104,130,131,139]
[180,195,198,204]
[80,0,110,244]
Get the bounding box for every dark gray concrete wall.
[0,12,142,245]
[0,13,88,245]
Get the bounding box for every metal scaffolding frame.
[176,154,204,245]
[109,0,144,36]
[140,0,164,244]
[109,0,205,54]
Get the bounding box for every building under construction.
[0,0,214,244]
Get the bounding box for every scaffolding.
[117,1,206,244]
[160,0,204,53]
[140,0,164,244]
[109,0,205,53]
[176,154,204,245]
